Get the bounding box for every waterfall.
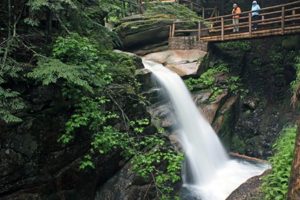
[143,59,269,200]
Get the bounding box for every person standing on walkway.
[251,1,261,30]
[232,3,241,32]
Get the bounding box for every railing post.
[172,22,175,37]
[198,21,201,41]
[202,7,205,19]
[281,6,285,35]
[249,12,252,36]
[221,17,224,40]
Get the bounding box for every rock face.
[226,170,270,200]
[0,106,123,200]
[209,37,299,159]
[116,15,172,52]
[95,163,157,200]
[144,50,207,76]
[0,51,150,200]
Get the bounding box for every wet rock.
[226,170,270,200]
[144,50,207,76]
[197,90,229,124]
[168,133,182,151]
[148,103,177,129]
[1,193,42,200]
[214,96,239,133]
[135,68,153,92]
[193,90,212,104]
[243,97,259,110]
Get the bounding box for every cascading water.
[143,59,269,200]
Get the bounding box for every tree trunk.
[287,124,300,200]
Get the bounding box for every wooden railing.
[169,0,300,42]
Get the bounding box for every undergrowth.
[261,125,297,200]
[184,63,244,102]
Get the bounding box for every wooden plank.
[249,13,252,36]
[282,6,285,35]
[221,17,224,40]
[172,23,175,37]
[200,26,300,42]
[198,21,201,40]
[175,29,198,32]
[286,7,300,12]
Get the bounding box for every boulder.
[226,170,270,200]
[144,50,207,76]
[116,15,173,50]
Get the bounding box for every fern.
[0,87,24,123]
[0,56,24,123]
[28,58,93,93]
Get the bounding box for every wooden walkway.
[169,0,300,42]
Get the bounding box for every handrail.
[206,0,300,20]
[169,0,300,42]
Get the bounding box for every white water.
[143,59,269,200]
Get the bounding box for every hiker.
[232,3,241,32]
[251,0,261,30]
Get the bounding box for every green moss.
[184,63,243,102]
[145,2,201,21]
[230,135,246,154]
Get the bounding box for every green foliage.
[53,33,98,63]
[39,33,182,198]
[132,148,184,199]
[25,0,75,26]
[0,87,25,123]
[28,34,116,101]
[130,118,150,133]
[185,63,229,90]
[91,126,131,155]
[291,56,300,104]
[282,36,300,50]
[185,63,243,101]
[230,135,246,154]
[145,2,200,21]
[216,41,251,52]
[262,126,297,200]
[79,154,95,169]
[27,58,93,93]
[0,52,25,123]
[58,96,118,144]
